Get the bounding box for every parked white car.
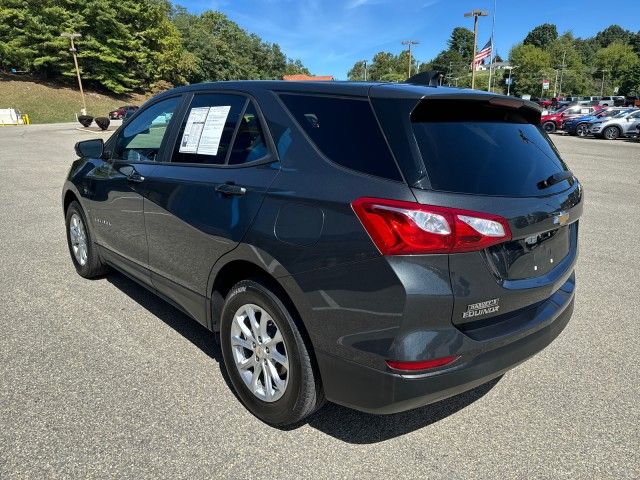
[598,96,625,107]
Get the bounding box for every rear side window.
[228,102,270,165]
[411,100,571,197]
[279,94,401,181]
[172,93,247,165]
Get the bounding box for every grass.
[0,74,150,124]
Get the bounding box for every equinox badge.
[463,298,500,319]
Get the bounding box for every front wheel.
[220,279,324,426]
[542,121,556,133]
[603,126,620,140]
[576,123,589,137]
[65,200,109,278]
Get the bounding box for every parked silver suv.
[589,109,640,139]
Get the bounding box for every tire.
[576,123,589,137]
[542,121,556,133]
[65,200,109,278]
[220,279,323,426]
[603,126,620,140]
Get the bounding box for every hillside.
[0,75,150,124]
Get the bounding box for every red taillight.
[386,355,459,371]
[351,197,511,255]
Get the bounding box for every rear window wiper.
[537,171,575,189]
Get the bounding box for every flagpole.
[487,0,496,92]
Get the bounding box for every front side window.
[112,97,180,162]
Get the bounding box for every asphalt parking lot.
[1,124,638,479]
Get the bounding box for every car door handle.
[215,183,246,196]
[127,171,145,183]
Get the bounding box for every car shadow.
[302,377,500,443]
[105,270,501,443]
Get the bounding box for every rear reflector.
[352,197,511,255]
[386,355,459,371]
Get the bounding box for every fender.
[205,242,313,334]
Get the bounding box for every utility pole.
[487,0,497,92]
[61,33,87,116]
[600,69,608,96]
[553,69,559,98]
[363,60,367,81]
[401,40,419,78]
[465,9,488,90]
[557,50,566,98]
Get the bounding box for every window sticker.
[196,106,231,156]
[178,105,231,156]
[179,107,209,153]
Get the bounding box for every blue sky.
[177,0,640,79]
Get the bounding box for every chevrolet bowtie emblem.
[553,211,570,226]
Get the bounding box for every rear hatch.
[371,88,583,329]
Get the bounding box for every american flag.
[473,40,492,66]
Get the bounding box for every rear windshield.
[411,101,571,197]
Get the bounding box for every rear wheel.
[576,123,589,137]
[542,121,556,133]
[220,279,323,426]
[603,126,620,140]
[65,201,109,278]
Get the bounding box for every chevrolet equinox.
[62,81,582,426]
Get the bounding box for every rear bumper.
[318,278,574,414]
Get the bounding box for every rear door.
[142,91,280,322]
[372,93,583,327]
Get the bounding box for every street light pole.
[401,40,419,78]
[465,9,488,90]
[506,66,515,96]
[60,33,87,115]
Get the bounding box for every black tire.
[603,126,620,140]
[65,200,109,278]
[542,121,556,133]
[220,279,323,426]
[576,123,589,137]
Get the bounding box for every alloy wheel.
[230,303,289,402]
[604,127,619,140]
[69,213,88,266]
[576,124,588,137]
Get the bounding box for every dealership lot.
[0,124,638,478]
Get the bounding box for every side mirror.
[75,138,104,158]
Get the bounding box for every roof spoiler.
[406,70,444,87]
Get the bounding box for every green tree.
[594,25,633,48]
[508,43,552,96]
[594,42,639,94]
[447,27,474,58]
[523,24,558,49]
[284,59,310,76]
[347,60,367,81]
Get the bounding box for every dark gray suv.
[62,81,582,426]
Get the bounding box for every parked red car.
[108,105,139,120]
[540,104,601,133]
